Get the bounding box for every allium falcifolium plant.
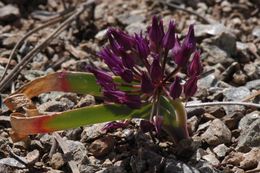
[88,16,203,142]
[5,16,202,143]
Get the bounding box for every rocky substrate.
[0,0,260,172]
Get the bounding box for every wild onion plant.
[4,16,202,143]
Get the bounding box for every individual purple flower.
[98,47,122,71]
[107,28,135,50]
[183,75,198,98]
[99,47,133,83]
[188,50,203,76]
[148,16,165,50]
[170,76,182,99]
[172,25,196,67]
[172,36,185,66]
[163,21,175,50]
[135,33,150,60]
[181,24,196,59]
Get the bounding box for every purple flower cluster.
[89,16,203,109]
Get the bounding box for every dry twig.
[186,101,260,109]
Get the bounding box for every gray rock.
[66,140,87,164]
[38,100,70,112]
[252,26,260,38]
[39,92,67,103]
[164,159,200,173]
[31,53,49,70]
[201,43,234,66]
[202,153,220,166]
[222,112,243,130]
[50,152,65,169]
[197,121,211,132]
[2,34,22,48]
[223,87,251,100]
[198,74,217,89]
[39,134,53,149]
[192,148,207,161]
[117,13,145,26]
[79,165,99,173]
[81,123,107,142]
[125,22,146,34]
[237,119,260,149]
[236,42,251,63]
[76,95,95,108]
[88,136,115,158]
[130,149,162,173]
[187,116,199,133]
[95,29,108,41]
[0,163,16,173]
[212,32,237,56]
[239,111,260,131]
[246,79,260,90]
[213,144,229,158]
[240,148,260,170]
[0,5,20,22]
[201,119,231,145]
[194,24,231,37]
[97,165,127,173]
[196,160,221,173]
[0,158,26,169]
[25,149,40,164]
[244,61,260,80]
[223,87,250,114]
[94,3,106,20]
[22,70,46,81]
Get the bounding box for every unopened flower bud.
[148,16,164,48]
[162,21,175,50]
[188,50,203,76]
[135,33,150,60]
[184,76,198,98]
[170,76,182,99]
[182,24,196,57]
[172,36,186,67]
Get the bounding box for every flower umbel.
[89,16,203,141]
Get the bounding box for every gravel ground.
[0,0,259,173]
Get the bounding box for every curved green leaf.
[11,103,152,135]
